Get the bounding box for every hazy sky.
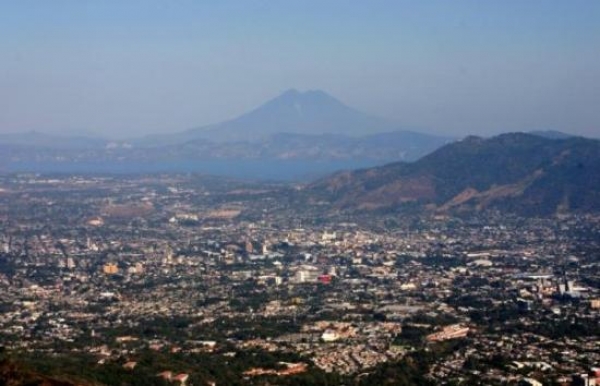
[1,0,599,138]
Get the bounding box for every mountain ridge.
[309,132,600,215]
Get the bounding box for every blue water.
[7,159,381,181]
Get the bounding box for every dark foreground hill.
[309,133,600,216]
[0,359,92,386]
[0,350,433,386]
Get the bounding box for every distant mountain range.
[0,131,108,149]
[0,89,593,182]
[309,133,600,216]
[0,90,453,179]
[137,89,402,145]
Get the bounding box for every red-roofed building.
[173,373,189,385]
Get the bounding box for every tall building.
[245,240,254,254]
[163,245,173,265]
